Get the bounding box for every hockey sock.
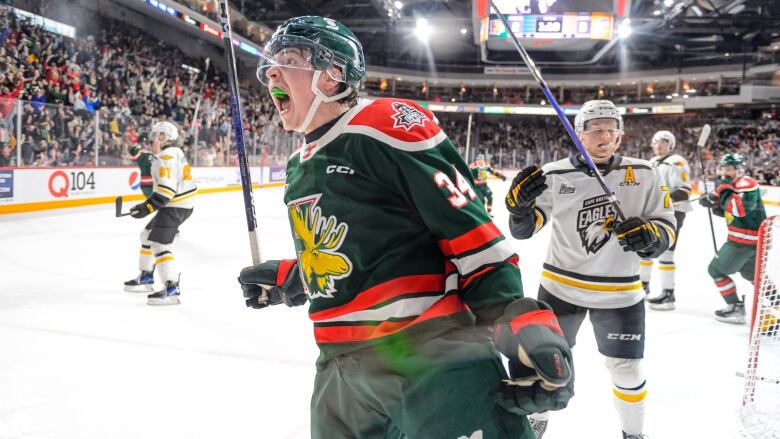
[139,244,154,272]
[658,249,675,290]
[154,250,178,284]
[714,276,739,304]
[639,259,653,283]
[606,357,646,436]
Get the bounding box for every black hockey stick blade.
[115,196,131,217]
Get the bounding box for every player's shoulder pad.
[619,156,654,171]
[735,176,759,191]
[156,147,183,162]
[666,154,688,167]
[344,98,447,152]
[541,157,572,174]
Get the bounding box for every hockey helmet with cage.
[652,130,676,150]
[150,121,179,143]
[718,153,745,169]
[256,16,365,91]
[574,100,623,134]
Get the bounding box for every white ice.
[1,179,778,439]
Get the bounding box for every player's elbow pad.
[509,209,536,239]
[149,192,170,209]
[670,189,689,202]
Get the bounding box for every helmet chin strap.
[294,70,353,133]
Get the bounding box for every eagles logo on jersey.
[577,195,617,254]
[288,195,353,299]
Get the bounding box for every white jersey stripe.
[450,240,515,275]
[315,294,445,323]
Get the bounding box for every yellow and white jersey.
[650,153,692,213]
[525,155,677,309]
[151,146,197,209]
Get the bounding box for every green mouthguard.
[271,87,289,100]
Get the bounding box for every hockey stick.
[694,124,718,254]
[672,195,703,206]
[189,57,211,140]
[217,0,262,265]
[115,196,131,217]
[487,0,625,221]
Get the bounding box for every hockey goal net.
[741,216,780,439]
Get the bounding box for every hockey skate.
[714,300,745,324]
[124,271,154,293]
[623,432,647,439]
[529,417,547,438]
[147,280,181,306]
[647,289,675,310]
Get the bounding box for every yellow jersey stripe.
[542,270,643,292]
[140,249,153,255]
[155,186,176,198]
[170,190,198,204]
[613,388,647,403]
[156,255,174,264]
[658,265,675,271]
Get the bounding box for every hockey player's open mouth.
[271,86,292,114]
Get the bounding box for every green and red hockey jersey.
[129,147,154,198]
[283,98,523,361]
[469,160,502,186]
[714,176,767,246]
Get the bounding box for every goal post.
[740,215,779,438]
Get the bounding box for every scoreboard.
[487,12,614,40]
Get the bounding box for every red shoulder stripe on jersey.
[715,183,736,196]
[308,274,445,322]
[459,255,519,289]
[312,294,467,344]
[509,309,564,337]
[439,221,502,257]
[735,177,759,191]
[346,98,441,143]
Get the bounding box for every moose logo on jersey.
[577,195,616,254]
[288,195,352,299]
[391,102,428,131]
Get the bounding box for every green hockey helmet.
[718,153,745,169]
[256,16,365,90]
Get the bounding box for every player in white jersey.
[505,100,677,439]
[123,121,197,305]
[640,130,692,310]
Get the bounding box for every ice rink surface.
[1,179,778,439]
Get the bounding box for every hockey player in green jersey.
[236,16,573,439]
[470,153,507,217]
[129,145,154,198]
[699,153,767,324]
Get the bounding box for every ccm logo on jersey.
[326,165,355,175]
[607,333,642,341]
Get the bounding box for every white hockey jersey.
[649,153,692,213]
[151,146,197,209]
[513,155,677,309]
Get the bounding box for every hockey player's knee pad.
[605,357,644,389]
[149,241,173,256]
[707,262,724,279]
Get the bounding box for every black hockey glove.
[238,259,307,309]
[699,193,719,209]
[493,298,574,415]
[505,166,547,215]
[614,217,659,253]
[129,200,155,218]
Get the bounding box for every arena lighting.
[663,0,674,6]
[653,10,662,15]
[460,28,468,35]
[414,18,432,43]
[617,19,632,39]
[394,0,403,9]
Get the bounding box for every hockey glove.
[494,298,572,388]
[699,193,719,209]
[499,357,575,415]
[505,166,547,215]
[129,201,155,218]
[238,259,307,309]
[614,217,660,253]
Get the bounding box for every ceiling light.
[666,95,672,99]
[663,0,674,7]
[414,18,432,43]
[672,92,679,97]
[460,28,468,35]
[653,10,661,15]
[617,19,632,39]
[394,1,403,9]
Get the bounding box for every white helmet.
[151,121,179,143]
[574,100,623,133]
[652,130,676,150]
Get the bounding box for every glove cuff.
[277,259,297,286]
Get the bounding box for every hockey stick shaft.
[695,124,718,254]
[189,58,211,138]
[487,0,624,221]
[115,196,131,217]
[218,0,262,265]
